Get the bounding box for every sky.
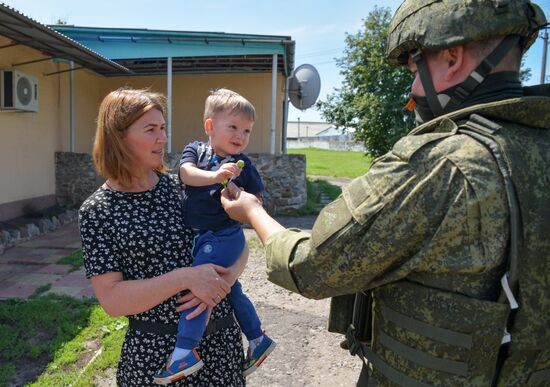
[5,0,550,122]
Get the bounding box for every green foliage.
[288,148,372,178]
[30,284,52,298]
[30,306,126,387]
[57,250,84,272]
[276,178,342,216]
[317,7,415,157]
[315,179,342,201]
[0,295,96,385]
[0,294,126,386]
[520,55,531,83]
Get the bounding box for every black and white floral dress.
[79,174,245,386]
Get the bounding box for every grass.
[0,294,126,386]
[288,148,373,178]
[0,296,88,385]
[0,246,126,387]
[57,250,84,272]
[276,178,342,216]
[30,306,126,387]
[279,148,374,216]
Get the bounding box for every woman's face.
[123,108,167,172]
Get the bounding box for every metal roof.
[53,26,295,77]
[0,4,130,75]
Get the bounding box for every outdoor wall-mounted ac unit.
[1,70,39,112]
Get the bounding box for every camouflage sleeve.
[265,131,508,299]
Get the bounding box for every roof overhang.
[53,26,295,77]
[0,4,130,75]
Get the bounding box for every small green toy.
[221,160,245,186]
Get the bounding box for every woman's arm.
[91,264,231,317]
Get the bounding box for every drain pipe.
[69,60,75,152]
[282,76,289,154]
[167,56,173,153]
[270,54,277,154]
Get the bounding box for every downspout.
[167,56,173,153]
[282,76,289,154]
[69,60,75,152]
[270,54,277,154]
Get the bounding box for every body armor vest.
[331,91,550,386]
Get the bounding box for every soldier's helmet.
[386,0,547,65]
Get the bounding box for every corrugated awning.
[0,4,130,74]
[53,26,295,77]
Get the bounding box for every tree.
[318,7,414,157]
[520,56,531,83]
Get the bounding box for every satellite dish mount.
[288,64,321,110]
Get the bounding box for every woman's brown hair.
[93,88,167,186]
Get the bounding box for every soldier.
[221,0,550,385]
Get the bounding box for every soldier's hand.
[221,182,262,224]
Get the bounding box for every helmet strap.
[449,35,521,106]
[411,49,445,116]
[409,35,521,121]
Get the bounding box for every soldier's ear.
[444,46,464,81]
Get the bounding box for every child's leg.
[232,279,277,376]
[175,228,245,351]
[228,280,263,341]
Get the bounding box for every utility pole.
[297,117,301,139]
[541,28,548,84]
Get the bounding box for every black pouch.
[328,291,372,343]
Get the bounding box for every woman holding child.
[79,88,247,386]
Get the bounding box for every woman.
[79,88,246,386]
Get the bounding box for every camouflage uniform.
[265,1,550,385]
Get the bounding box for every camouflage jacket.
[265,91,550,386]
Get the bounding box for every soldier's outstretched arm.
[222,138,482,299]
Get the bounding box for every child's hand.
[215,162,242,184]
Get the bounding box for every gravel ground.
[242,216,361,387]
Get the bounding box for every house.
[286,120,364,151]
[0,4,306,230]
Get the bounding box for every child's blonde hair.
[204,88,256,122]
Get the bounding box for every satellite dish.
[288,64,321,110]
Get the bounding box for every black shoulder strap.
[458,113,522,304]
[458,114,524,386]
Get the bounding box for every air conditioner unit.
[1,70,39,112]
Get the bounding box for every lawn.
[288,148,373,178]
[0,250,125,386]
[0,295,125,386]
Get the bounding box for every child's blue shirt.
[179,141,264,231]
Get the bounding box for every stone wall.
[0,208,78,255]
[55,152,102,208]
[166,152,307,213]
[56,151,307,214]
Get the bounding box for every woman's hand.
[184,264,231,307]
[176,292,213,322]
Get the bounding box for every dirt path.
[242,217,361,387]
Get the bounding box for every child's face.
[205,111,254,156]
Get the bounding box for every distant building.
[286,120,365,152]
